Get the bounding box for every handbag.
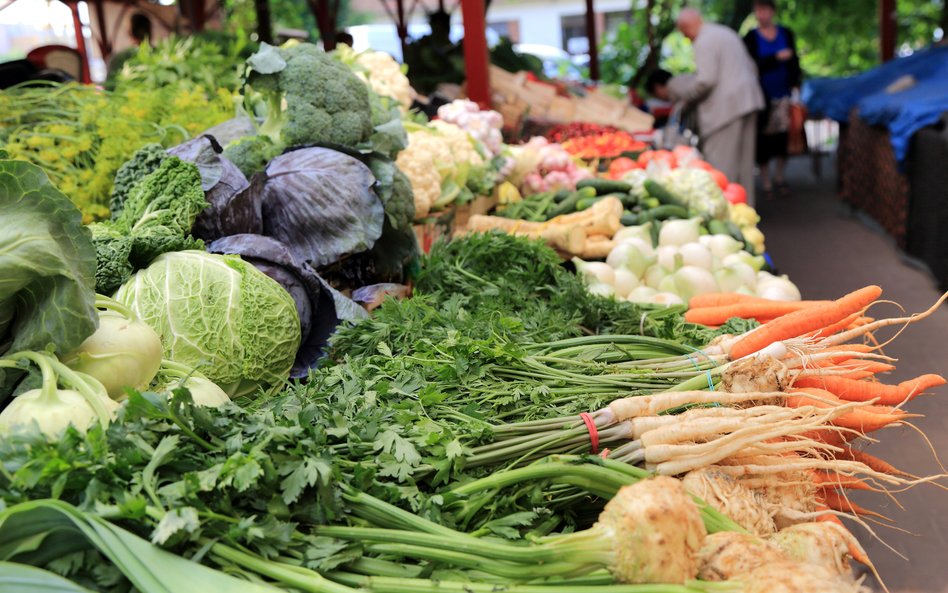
[787,101,808,155]
[763,97,791,135]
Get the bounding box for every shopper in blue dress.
[744,0,802,199]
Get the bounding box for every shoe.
[776,181,791,197]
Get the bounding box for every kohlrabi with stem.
[60,295,162,401]
[156,360,231,408]
[0,351,118,437]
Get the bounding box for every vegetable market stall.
[804,45,948,248]
[1,37,947,593]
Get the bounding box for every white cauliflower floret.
[396,121,487,220]
[437,99,505,157]
[396,132,443,220]
[354,50,415,111]
[428,120,485,168]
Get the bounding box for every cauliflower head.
[355,50,414,111]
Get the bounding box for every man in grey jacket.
[659,8,765,204]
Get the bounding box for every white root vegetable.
[768,522,865,577]
[463,216,587,253]
[602,391,786,424]
[595,476,706,583]
[735,561,868,593]
[719,355,789,394]
[697,531,786,581]
[684,468,776,535]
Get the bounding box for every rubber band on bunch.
[579,412,599,454]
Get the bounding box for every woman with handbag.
[744,0,802,199]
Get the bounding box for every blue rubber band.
[684,345,716,392]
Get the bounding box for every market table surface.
[758,156,948,593]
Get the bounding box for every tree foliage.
[599,0,946,87]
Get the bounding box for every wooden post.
[585,0,599,80]
[879,0,897,62]
[396,0,408,61]
[460,0,491,107]
[66,0,91,83]
[91,0,111,58]
[255,0,273,44]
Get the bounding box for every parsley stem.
[210,543,357,593]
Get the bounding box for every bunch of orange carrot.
[688,285,948,542]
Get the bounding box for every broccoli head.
[110,143,169,217]
[223,135,280,178]
[244,42,373,150]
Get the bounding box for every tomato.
[608,157,639,179]
[708,169,729,190]
[724,182,748,204]
[687,159,715,171]
[637,150,677,168]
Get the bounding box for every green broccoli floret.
[88,222,134,294]
[110,143,168,217]
[244,42,373,150]
[222,135,279,178]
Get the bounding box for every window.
[604,10,633,34]
[488,20,520,42]
[560,14,586,53]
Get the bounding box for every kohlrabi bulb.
[62,309,163,401]
[0,388,102,437]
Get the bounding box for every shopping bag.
[788,102,808,156]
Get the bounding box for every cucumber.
[621,212,639,226]
[638,204,690,222]
[725,220,756,252]
[576,195,605,211]
[552,189,572,203]
[576,178,633,196]
[644,179,686,208]
[620,192,639,208]
[643,197,661,209]
[547,187,595,218]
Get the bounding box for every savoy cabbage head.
[114,250,301,398]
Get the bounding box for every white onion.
[627,286,658,303]
[673,265,719,301]
[587,283,616,298]
[606,240,654,277]
[612,268,640,298]
[659,218,702,247]
[644,265,669,289]
[651,292,686,306]
[706,235,743,260]
[572,258,615,285]
[679,243,713,270]
[656,246,681,271]
[614,224,653,245]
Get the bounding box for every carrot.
[835,447,909,477]
[813,471,873,491]
[802,428,857,448]
[688,293,758,308]
[729,286,883,360]
[789,387,909,416]
[793,373,946,405]
[684,300,820,325]
[836,361,895,374]
[820,488,890,521]
[804,312,862,340]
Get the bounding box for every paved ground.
[757,156,948,592]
